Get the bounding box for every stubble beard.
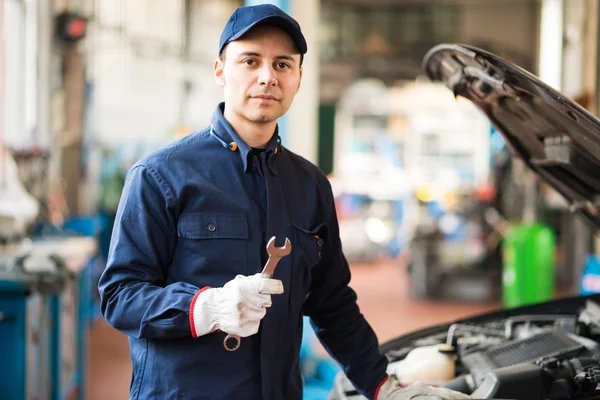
[246,109,278,124]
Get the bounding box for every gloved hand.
[190,273,284,338]
[376,376,471,400]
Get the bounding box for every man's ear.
[296,66,303,92]
[213,57,225,87]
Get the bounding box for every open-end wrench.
[224,236,292,351]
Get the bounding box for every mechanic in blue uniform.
[98,4,471,400]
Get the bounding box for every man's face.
[214,25,303,125]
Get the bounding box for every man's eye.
[276,62,290,69]
[244,59,256,65]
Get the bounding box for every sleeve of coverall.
[98,164,200,340]
[302,183,388,400]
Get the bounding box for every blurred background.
[2,0,600,399]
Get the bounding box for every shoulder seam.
[142,164,175,207]
[163,129,211,156]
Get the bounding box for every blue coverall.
[98,103,388,399]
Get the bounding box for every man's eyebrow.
[275,54,295,61]
[238,51,261,57]
[237,51,297,62]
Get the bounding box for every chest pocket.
[290,222,326,306]
[177,212,249,276]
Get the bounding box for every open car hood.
[422,44,600,229]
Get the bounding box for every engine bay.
[330,299,600,400]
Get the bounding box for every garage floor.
[86,260,499,399]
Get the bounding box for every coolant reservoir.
[388,344,455,385]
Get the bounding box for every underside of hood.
[422,44,600,229]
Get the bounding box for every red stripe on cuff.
[374,375,390,400]
[189,286,212,338]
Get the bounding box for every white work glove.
[191,273,284,338]
[377,377,471,400]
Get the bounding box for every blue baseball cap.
[219,4,307,56]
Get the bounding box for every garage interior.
[3,0,600,399]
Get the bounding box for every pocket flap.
[292,222,327,237]
[178,212,248,240]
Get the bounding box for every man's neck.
[224,108,277,149]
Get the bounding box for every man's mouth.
[251,94,279,101]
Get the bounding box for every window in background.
[319,3,460,62]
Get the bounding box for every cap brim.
[226,15,307,55]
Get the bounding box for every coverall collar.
[210,103,281,175]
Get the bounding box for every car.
[329,44,600,400]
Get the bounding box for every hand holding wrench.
[223,236,292,351]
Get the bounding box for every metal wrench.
[224,236,292,351]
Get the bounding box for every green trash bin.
[502,223,556,308]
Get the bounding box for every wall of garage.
[458,0,539,71]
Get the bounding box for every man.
[98,4,471,400]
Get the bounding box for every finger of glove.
[390,384,469,400]
[238,320,261,337]
[399,390,449,400]
[239,303,267,323]
[404,385,470,400]
[428,387,471,399]
[221,322,257,338]
[217,307,258,336]
[243,292,273,309]
[409,395,444,400]
[258,278,284,294]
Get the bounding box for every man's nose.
[258,65,277,86]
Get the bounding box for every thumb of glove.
[259,277,284,295]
